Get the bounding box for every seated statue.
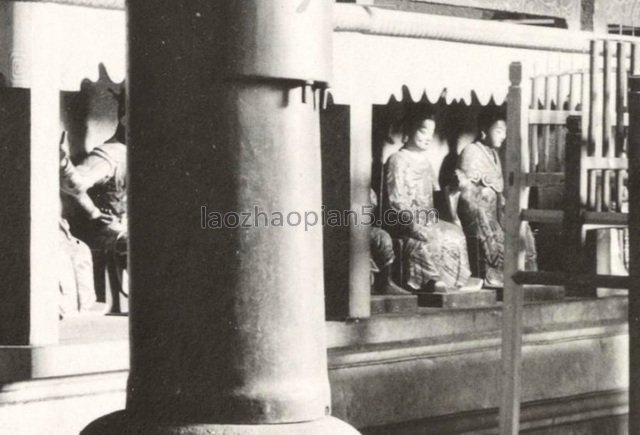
[456,110,537,287]
[383,112,472,292]
[60,88,128,312]
[58,217,97,317]
[369,189,410,295]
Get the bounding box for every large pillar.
[83,1,358,434]
[0,2,60,346]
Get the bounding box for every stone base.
[82,411,360,435]
[370,294,418,314]
[417,289,496,308]
[496,285,565,302]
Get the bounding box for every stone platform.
[370,295,418,314]
[417,289,496,308]
[495,285,565,302]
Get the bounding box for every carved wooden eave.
[330,4,640,105]
[410,0,582,29]
[0,0,124,10]
[2,1,640,104]
[333,4,591,54]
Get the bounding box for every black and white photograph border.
[0,1,639,434]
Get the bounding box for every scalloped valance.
[330,30,589,106]
[329,5,601,106]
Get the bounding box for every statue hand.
[91,210,114,225]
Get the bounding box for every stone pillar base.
[82,411,360,435]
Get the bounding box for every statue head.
[108,85,127,143]
[477,108,506,149]
[108,85,127,128]
[403,109,436,151]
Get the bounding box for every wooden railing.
[501,53,640,434]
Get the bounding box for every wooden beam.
[528,109,581,125]
[523,172,564,187]
[521,209,628,226]
[521,209,564,224]
[513,271,634,288]
[583,156,628,170]
[583,211,628,225]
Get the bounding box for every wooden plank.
[604,40,614,158]
[521,208,563,224]
[557,74,569,170]
[499,62,529,435]
[541,76,554,171]
[615,169,625,212]
[603,169,612,211]
[583,211,628,225]
[580,71,590,206]
[522,209,629,226]
[595,170,603,211]
[591,40,604,158]
[588,169,598,210]
[513,271,634,288]
[616,42,628,156]
[633,44,640,75]
[531,77,542,171]
[528,109,580,125]
[604,42,615,213]
[628,73,640,435]
[569,73,581,112]
[523,172,564,187]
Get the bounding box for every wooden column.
[627,74,640,435]
[0,2,60,346]
[563,116,587,296]
[349,101,372,319]
[499,62,530,435]
[83,1,358,434]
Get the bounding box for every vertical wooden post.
[499,62,529,435]
[564,116,587,297]
[627,74,640,435]
[556,74,569,170]
[616,42,628,157]
[632,44,640,75]
[588,41,603,213]
[590,40,603,158]
[603,41,614,211]
[0,2,60,346]
[531,76,542,171]
[541,76,554,171]
[349,101,372,319]
[604,40,614,158]
[580,71,590,207]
